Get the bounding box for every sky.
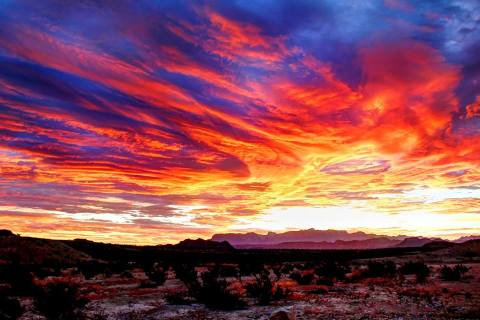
[0,0,479,244]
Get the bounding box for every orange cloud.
[1,5,479,244]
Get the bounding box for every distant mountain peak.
[395,236,441,248]
[454,235,480,243]
[211,228,408,248]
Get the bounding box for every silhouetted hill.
[0,229,14,237]
[65,238,141,262]
[421,240,453,250]
[1,232,476,267]
[164,238,235,251]
[235,237,402,249]
[0,232,90,265]
[454,235,480,243]
[433,239,480,258]
[211,229,407,247]
[395,237,441,248]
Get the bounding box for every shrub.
[440,264,470,281]
[271,265,283,281]
[289,271,314,285]
[217,264,239,278]
[315,261,350,281]
[364,261,397,278]
[106,261,130,276]
[165,291,192,305]
[120,271,133,279]
[400,261,430,283]
[245,269,287,305]
[173,264,199,294]
[310,286,328,294]
[172,266,243,310]
[0,296,22,320]
[0,265,36,296]
[138,280,157,288]
[34,281,88,320]
[316,277,334,286]
[33,266,61,280]
[77,261,107,280]
[145,266,166,286]
[280,263,294,276]
[238,262,264,278]
[300,262,315,270]
[194,269,245,310]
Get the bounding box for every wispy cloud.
[0,0,479,243]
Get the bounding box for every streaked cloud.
[0,0,479,243]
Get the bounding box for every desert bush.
[269,263,294,281]
[400,261,430,283]
[316,277,334,286]
[0,266,36,296]
[238,262,264,278]
[32,266,61,280]
[315,261,350,281]
[217,264,239,278]
[165,291,192,305]
[195,269,244,310]
[145,266,166,286]
[34,281,88,320]
[173,264,198,293]
[173,265,244,309]
[77,261,107,280]
[280,263,294,275]
[138,280,157,288]
[271,265,282,281]
[364,261,397,278]
[440,264,470,281]
[310,286,329,294]
[300,262,316,270]
[289,271,314,285]
[0,295,22,320]
[120,270,134,279]
[105,261,130,276]
[245,269,287,305]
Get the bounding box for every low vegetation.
[145,264,166,286]
[289,271,314,285]
[35,281,88,320]
[400,261,430,283]
[0,235,479,319]
[35,281,87,320]
[245,268,288,305]
[196,269,245,310]
[0,295,22,320]
[439,264,470,281]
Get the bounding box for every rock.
[270,308,295,320]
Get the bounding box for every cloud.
[0,1,479,243]
[322,159,390,175]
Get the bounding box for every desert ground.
[1,233,479,319]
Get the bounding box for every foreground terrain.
[1,231,479,319]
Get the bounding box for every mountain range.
[1,229,480,265]
[211,228,478,249]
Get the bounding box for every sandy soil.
[67,263,480,320]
